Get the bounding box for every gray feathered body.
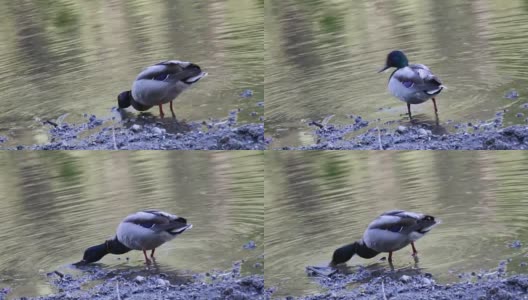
[362,210,438,253]
[131,60,207,107]
[116,210,192,251]
[388,64,444,104]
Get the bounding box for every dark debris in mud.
[11,261,264,300]
[285,114,528,150]
[5,110,264,150]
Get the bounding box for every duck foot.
[143,250,152,264]
[158,104,165,119]
[432,97,438,113]
[169,101,176,118]
[411,242,418,256]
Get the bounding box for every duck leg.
[158,104,165,119]
[150,248,156,259]
[388,251,393,263]
[407,103,412,120]
[142,250,152,264]
[169,101,176,118]
[432,98,438,114]
[411,242,418,256]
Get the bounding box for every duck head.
[378,50,409,72]
[329,241,379,267]
[117,91,153,111]
[74,239,131,266]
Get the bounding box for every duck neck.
[331,241,380,266]
[106,238,132,255]
[355,240,379,259]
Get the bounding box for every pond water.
[265,151,528,297]
[0,151,263,298]
[0,0,263,147]
[265,0,528,148]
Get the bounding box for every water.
[0,0,263,146]
[0,151,263,298]
[265,151,528,297]
[265,0,528,148]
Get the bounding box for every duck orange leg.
[432,98,438,113]
[142,250,151,264]
[158,104,165,118]
[150,248,156,258]
[407,103,412,120]
[169,101,176,118]
[411,242,418,256]
[388,251,393,263]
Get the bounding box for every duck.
[117,60,207,118]
[378,50,445,120]
[75,210,192,265]
[330,210,439,266]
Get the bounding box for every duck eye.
[424,216,434,221]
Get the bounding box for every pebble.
[516,113,524,118]
[156,278,169,286]
[505,89,519,99]
[134,276,145,283]
[418,128,431,137]
[152,127,166,135]
[508,240,523,248]
[131,124,142,132]
[396,126,407,134]
[239,89,254,98]
[243,240,257,249]
[400,275,411,283]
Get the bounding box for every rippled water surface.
[265,151,528,296]
[0,0,263,146]
[266,0,528,147]
[0,151,263,298]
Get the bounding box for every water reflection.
[0,151,263,298]
[265,151,528,296]
[0,0,263,146]
[266,0,528,147]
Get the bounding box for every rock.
[156,278,169,286]
[400,275,411,283]
[134,275,145,283]
[396,126,407,134]
[243,240,256,249]
[418,128,431,137]
[131,124,142,132]
[152,127,166,135]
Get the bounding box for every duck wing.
[125,210,192,235]
[370,210,437,235]
[392,65,443,94]
[136,61,202,83]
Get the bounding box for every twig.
[112,125,118,150]
[382,279,387,300]
[377,126,382,150]
[116,281,121,300]
[44,120,58,127]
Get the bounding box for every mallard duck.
[330,210,439,266]
[75,210,192,265]
[117,60,207,118]
[378,50,445,120]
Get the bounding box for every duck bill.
[378,65,390,73]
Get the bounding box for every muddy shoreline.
[2,261,265,300]
[269,256,528,300]
[0,110,264,150]
[281,114,528,150]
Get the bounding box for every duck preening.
[117,60,207,118]
[75,210,192,265]
[379,50,445,120]
[330,210,439,266]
